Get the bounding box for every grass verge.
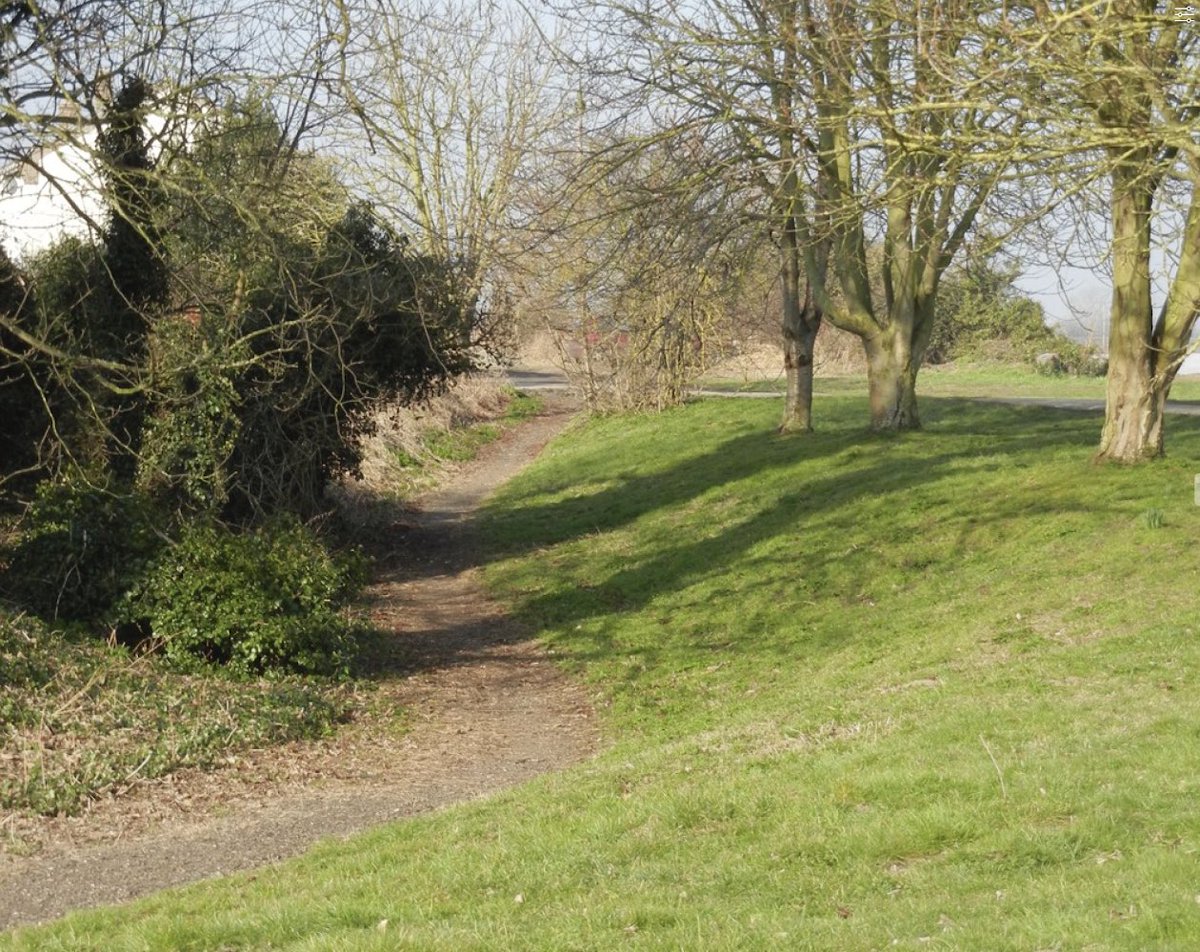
[702,361,1200,402]
[374,387,542,501]
[7,394,1200,948]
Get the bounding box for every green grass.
[422,388,543,463]
[424,389,542,463]
[8,395,1200,948]
[422,422,502,462]
[703,361,1200,402]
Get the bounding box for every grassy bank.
[357,386,542,504]
[7,394,1200,949]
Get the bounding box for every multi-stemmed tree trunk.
[796,0,995,431]
[1099,162,1161,460]
[1007,3,1200,462]
[777,155,826,431]
[862,319,925,431]
[773,0,820,433]
[1097,164,1200,461]
[1089,24,1200,463]
[574,0,1019,432]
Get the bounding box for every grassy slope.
[7,395,1200,949]
[371,387,543,501]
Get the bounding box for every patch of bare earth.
[0,394,598,930]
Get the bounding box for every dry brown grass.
[330,374,518,527]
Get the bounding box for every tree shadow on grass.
[357,397,1200,682]
[485,398,1105,564]
[485,399,1150,674]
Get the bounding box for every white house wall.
[0,110,176,263]
[0,127,110,261]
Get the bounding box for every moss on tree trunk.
[864,329,920,431]
[780,321,817,433]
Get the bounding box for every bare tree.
[332,0,565,360]
[518,131,756,410]
[568,0,1027,431]
[560,0,830,429]
[1003,2,1199,461]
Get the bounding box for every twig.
[113,750,154,797]
[980,734,1008,799]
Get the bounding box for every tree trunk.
[1097,369,1165,462]
[778,220,821,433]
[1096,161,1159,462]
[864,329,919,430]
[780,316,817,432]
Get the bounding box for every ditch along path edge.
[0,395,598,931]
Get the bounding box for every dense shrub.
[0,244,54,497]
[921,256,1109,375]
[216,201,474,521]
[1,475,163,621]
[123,518,366,677]
[1031,339,1108,376]
[3,98,481,525]
[149,105,478,521]
[925,260,1056,364]
[137,315,244,515]
[1,98,470,680]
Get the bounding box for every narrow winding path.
[0,397,597,930]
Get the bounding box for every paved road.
[967,396,1200,417]
[502,368,786,399]
[504,368,573,392]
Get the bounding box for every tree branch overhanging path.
[0,396,598,931]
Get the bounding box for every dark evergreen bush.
[2,475,163,620]
[122,518,366,677]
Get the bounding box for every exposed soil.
[0,394,598,931]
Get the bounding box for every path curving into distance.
[0,395,597,931]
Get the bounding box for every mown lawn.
[704,361,1200,402]
[6,394,1200,950]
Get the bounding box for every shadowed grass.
[6,396,1200,949]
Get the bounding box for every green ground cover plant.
[0,613,346,822]
[7,394,1200,949]
[122,518,367,678]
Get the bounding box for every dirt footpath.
[0,396,597,930]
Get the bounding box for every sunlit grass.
[703,361,1200,402]
[7,395,1200,949]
